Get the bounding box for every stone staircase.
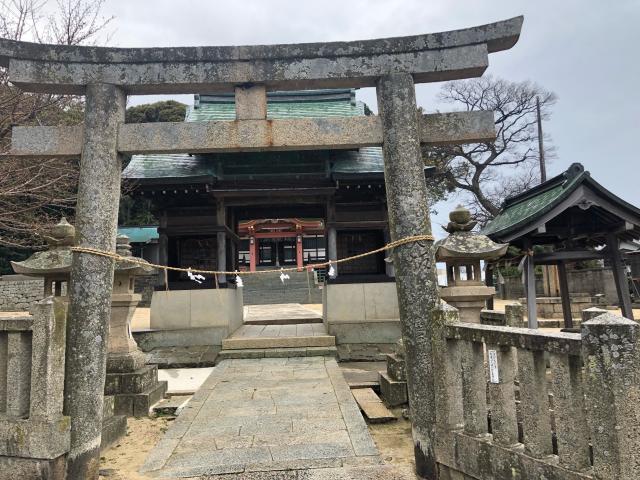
[217,319,337,360]
[241,269,322,305]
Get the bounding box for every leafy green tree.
[125,100,186,123]
[119,100,187,226]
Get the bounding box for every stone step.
[217,345,337,361]
[100,414,127,450]
[151,395,191,416]
[222,335,335,350]
[105,364,159,395]
[351,387,397,424]
[244,316,323,325]
[113,380,168,417]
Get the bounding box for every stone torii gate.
[1,16,522,479]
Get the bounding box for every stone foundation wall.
[0,275,44,311]
[499,267,618,303]
[323,281,401,361]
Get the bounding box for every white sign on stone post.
[488,349,499,384]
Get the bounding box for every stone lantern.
[12,218,165,416]
[435,206,508,323]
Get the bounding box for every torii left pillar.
[64,83,125,479]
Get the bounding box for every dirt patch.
[99,416,171,480]
[367,407,418,476]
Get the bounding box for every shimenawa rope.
[70,234,434,276]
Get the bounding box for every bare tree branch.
[423,76,557,225]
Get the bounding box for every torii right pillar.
[378,73,442,478]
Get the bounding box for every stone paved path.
[141,357,406,478]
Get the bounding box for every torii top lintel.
[0,16,522,95]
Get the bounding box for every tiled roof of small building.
[482,164,586,238]
[123,89,382,182]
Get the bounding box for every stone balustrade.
[0,297,69,479]
[434,309,640,480]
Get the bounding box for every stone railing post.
[65,83,125,480]
[582,313,640,479]
[517,349,553,457]
[505,302,524,327]
[377,72,441,478]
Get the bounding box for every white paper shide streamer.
[279,268,290,284]
[187,268,205,284]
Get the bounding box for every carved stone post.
[64,83,125,479]
[377,72,441,478]
[582,313,640,479]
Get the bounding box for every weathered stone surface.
[9,110,496,158]
[377,72,441,478]
[504,302,524,327]
[548,352,590,470]
[385,353,406,381]
[582,313,640,479]
[64,83,125,480]
[142,358,380,476]
[0,455,66,480]
[379,372,408,407]
[486,344,518,447]
[446,322,582,355]
[1,17,522,94]
[235,85,267,120]
[0,275,45,312]
[517,349,553,458]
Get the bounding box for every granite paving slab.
[141,357,381,478]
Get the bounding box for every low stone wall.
[0,275,45,311]
[519,294,596,319]
[143,288,244,349]
[435,307,640,479]
[323,281,401,361]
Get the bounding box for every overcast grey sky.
[101,0,640,232]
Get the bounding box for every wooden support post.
[249,236,257,272]
[485,262,494,310]
[216,200,227,285]
[608,233,634,319]
[296,235,303,272]
[557,261,574,329]
[523,241,538,329]
[327,227,338,277]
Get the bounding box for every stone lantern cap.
[11,218,155,277]
[435,205,508,262]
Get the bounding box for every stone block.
[0,455,66,480]
[113,380,168,417]
[105,364,159,395]
[386,353,406,381]
[379,372,408,407]
[100,414,127,450]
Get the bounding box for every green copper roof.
[117,226,159,243]
[186,100,366,121]
[123,89,381,182]
[124,154,215,180]
[482,164,586,238]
